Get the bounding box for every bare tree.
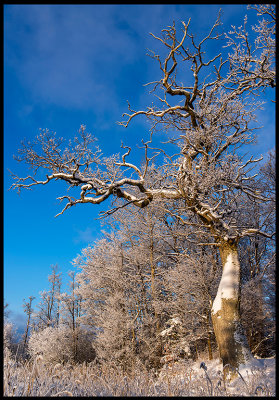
[58,271,83,362]
[33,264,62,330]
[22,296,35,353]
[74,198,175,370]
[238,151,275,357]
[225,4,275,90]
[27,268,95,364]
[75,235,138,370]
[4,302,10,320]
[10,7,275,372]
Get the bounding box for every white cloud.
[73,227,96,244]
[5,5,141,112]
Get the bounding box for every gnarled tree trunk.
[211,239,252,372]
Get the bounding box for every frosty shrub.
[28,325,95,364]
[4,322,14,361]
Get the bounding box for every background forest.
[4,151,275,395]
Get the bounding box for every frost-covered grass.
[4,354,275,397]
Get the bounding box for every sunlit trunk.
[211,240,252,374]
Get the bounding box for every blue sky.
[4,4,275,329]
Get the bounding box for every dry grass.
[3,354,275,397]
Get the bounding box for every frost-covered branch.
[11,9,275,243]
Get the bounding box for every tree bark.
[211,239,252,373]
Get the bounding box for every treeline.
[4,152,275,372]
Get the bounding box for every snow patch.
[212,252,240,315]
[160,316,182,337]
[158,357,275,396]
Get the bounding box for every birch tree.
[10,6,275,373]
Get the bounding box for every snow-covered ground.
[158,356,275,396]
[4,354,275,396]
